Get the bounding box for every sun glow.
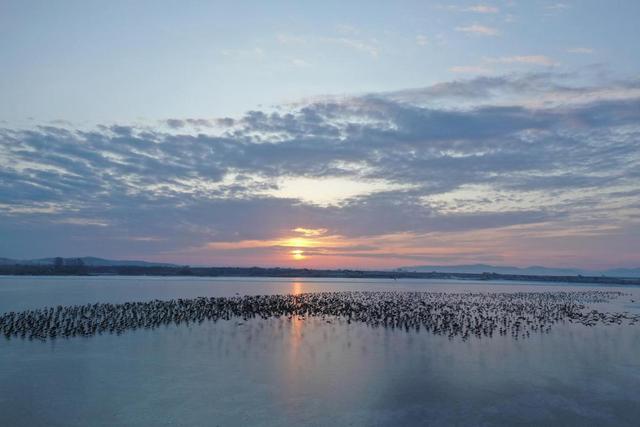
[284,237,316,248]
[291,249,305,260]
[202,227,527,268]
[208,225,408,264]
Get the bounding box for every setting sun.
[291,249,305,260]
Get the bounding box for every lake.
[1,276,639,426]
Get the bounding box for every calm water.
[1,276,639,426]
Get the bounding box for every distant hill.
[1,258,638,278]
[0,257,176,267]
[401,264,640,278]
[602,267,640,278]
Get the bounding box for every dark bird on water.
[1,290,636,342]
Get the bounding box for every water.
[1,276,639,426]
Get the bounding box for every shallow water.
[1,276,639,426]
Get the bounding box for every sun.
[291,249,305,260]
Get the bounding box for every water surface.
[1,276,639,426]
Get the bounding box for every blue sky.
[1,1,639,268]
[3,0,639,124]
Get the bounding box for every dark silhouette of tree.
[177,266,193,275]
[0,264,636,285]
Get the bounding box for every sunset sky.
[1,1,639,269]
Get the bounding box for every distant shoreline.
[0,265,639,286]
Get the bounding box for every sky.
[1,0,639,269]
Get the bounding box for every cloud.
[379,72,640,108]
[276,34,308,45]
[487,55,557,66]
[546,3,570,10]
[291,58,311,68]
[335,24,360,35]
[1,72,639,267]
[219,47,266,60]
[567,47,594,54]
[379,73,558,104]
[319,37,379,57]
[276,33,378,58]
[450,65,493,74]
[166,119,185,129]
[416,35,429,46]
[442,4,499,13]
[293,227,328,237]
[464,5,499,14]
[455,24,500,36]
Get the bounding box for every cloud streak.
[487,55,557,66]
[442,4,499,14]
[455,24,500,36]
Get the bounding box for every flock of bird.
[1,290,638,341]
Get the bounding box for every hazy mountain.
[401,264,640,278]
[602,268,640,278]
[0,257,176,267]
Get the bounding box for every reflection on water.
[291,281,304,295]
[0,276,639,426]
